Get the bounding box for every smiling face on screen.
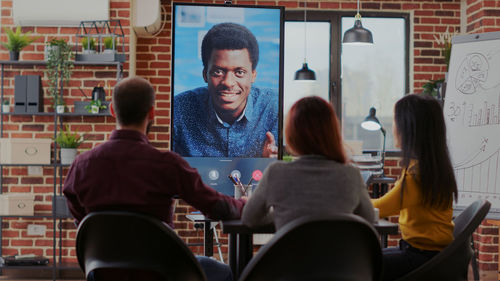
[203,48,257,122]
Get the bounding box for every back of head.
[201,22,259,71]
[112,77,155,126]
[394,94,457,208]
[285,96,346,163]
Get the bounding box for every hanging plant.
[45,38,74,109]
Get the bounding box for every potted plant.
[103,37,117,54]
[54,125,84,165]
[55,96,65,114]
[45,39,73,112]
[422,78,446,101]
[2,99,9,113]
[434,27,456,73]
[81,37,96,54]
[0,27,38,61]
[85,99,107,114]
[44,38,66,61]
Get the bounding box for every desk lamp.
[361,107,386,176]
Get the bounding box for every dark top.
[63,129,245,227]
[172,86,278,157]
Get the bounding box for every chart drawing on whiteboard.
[444,32,500,217]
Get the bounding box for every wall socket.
[27,224,46,236]
[28,166,43,176]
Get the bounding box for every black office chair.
[395,199,491,281]
[76,211,206,281]
[238,214,382,281]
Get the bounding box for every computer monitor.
[171,3,284,195]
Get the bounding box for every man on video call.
[173,22,279,158]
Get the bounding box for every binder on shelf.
[14,75,27,113]
[26,75,43,113]
[14,75,43,113]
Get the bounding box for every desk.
[221,219,398,279]
[186,214,217,257]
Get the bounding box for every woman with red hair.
[242,96,374,229]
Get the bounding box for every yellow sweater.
[372,161,454,251]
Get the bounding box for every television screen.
[171,3,284,195]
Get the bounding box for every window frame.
[285,10,410,125]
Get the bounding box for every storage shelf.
[0,213,53,219]
[2,112,111,117]
[0,60,121,66]
[0,163,70,167]
[0,57,122,281]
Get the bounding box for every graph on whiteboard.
[444,37,500,211]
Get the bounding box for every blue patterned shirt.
[173,87,278,157]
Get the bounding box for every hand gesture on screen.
[262,131,278,158]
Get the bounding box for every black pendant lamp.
[342,0,373,45]
[294,1,316,81]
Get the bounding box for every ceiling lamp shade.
[342,0,373,45]
[343,17,373,44]
[294,62,316,81]
[294,1,316,81]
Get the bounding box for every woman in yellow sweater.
[372,94,458,281]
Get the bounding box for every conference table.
[187,215,399,280]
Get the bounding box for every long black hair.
[394,94,457,209]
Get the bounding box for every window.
[284,11,409,152]
[341,17,407,151]
[284,21,330,115]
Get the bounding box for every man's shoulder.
[251,87,278,104]
[175,87,209,103]
[73,139,182,165]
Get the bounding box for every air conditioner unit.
[133,0,162,37]
[13,0,109,27]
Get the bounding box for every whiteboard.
[444,31,500,218]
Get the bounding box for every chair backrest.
[238,214,382,281]
[396,199,491,281]
[76,211,206,281]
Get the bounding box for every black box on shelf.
[14,75,43,114]
[14,75,26,113]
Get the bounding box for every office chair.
[238,214,382,281]
[395,199,491,281]
[76,211,206,281]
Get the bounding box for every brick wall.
[0,0,498,273]
[465,0,500,272]
[466,0,500,34]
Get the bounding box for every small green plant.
[2,99,9,105]
[103,37,116,50]
[81,37,96,50]
[85,99,107,113]
[0,26,38,52]
[422,78,445,98]
[47,38,67,47]
[54,125,84,148]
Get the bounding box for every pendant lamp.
[342,0,373,45]
[294,1,316,81]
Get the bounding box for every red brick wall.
[0,0,498,273]
[464,0,500,272]
[466,0,500,33]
